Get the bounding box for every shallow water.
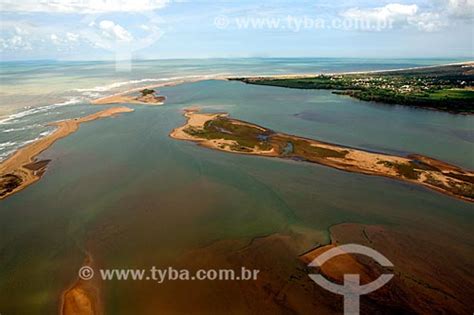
[0,78,473,313]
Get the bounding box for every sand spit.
[171,109,474,202]
[92,92,166,106]
[0,107,134,200]
[91,75,227,105]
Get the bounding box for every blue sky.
[0,0,473,60]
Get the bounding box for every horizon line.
[1,56,473,63]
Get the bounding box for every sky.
[0,0,473,61]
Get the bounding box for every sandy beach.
[0,106,134,200]
[92,94,166,106]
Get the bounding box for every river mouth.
[1,79,473,314]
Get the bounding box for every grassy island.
[171,110,474,202]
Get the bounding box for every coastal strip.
[227,61,474,80]
[0,106,134,200]
[231,62,474,114]
[171,109,474,202]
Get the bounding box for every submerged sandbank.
[300,222,474,314]
[61,255,101,315]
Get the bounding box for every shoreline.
[227,60,474,80]
[170,109,474,202]
[0,106,134,200]
[1,61,471,122]
[230,61,474,115]
[90,61,473,106]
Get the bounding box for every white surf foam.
[0,128,56,161]
[2,124,42,133]
[0,97,83,125]
[0,141,18,149]
[73,74,221,94]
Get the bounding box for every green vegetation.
[445,180,474,199]
[377,160,420,179]
[290,139,349,159]
[0,174,22,197]
[140,88,156,96]
[233,63,474,113]
[445,172,474,184]
[185,117,273,151]
[184,117,350,160]
[427,89,474,100]
[394,162,420,180]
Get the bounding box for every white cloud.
[445,0,474,18]
[341,3,419,22]
[98,20,134,42]
[0,24,33,51]
[0,20,84,53]
[49,32,81,45]
[340,3,451,32]
[66,32,80,42]
[50,34,60,45]
[14,26,29,35]
[408,12,447,32]
[0,35,32,51]
[341,1,473,32]
[0,0,170,13]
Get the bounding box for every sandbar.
[0,106,134,200]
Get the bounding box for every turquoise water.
[0,76,473,313]
[0,57,468,160]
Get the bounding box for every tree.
[140,89,155,96]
